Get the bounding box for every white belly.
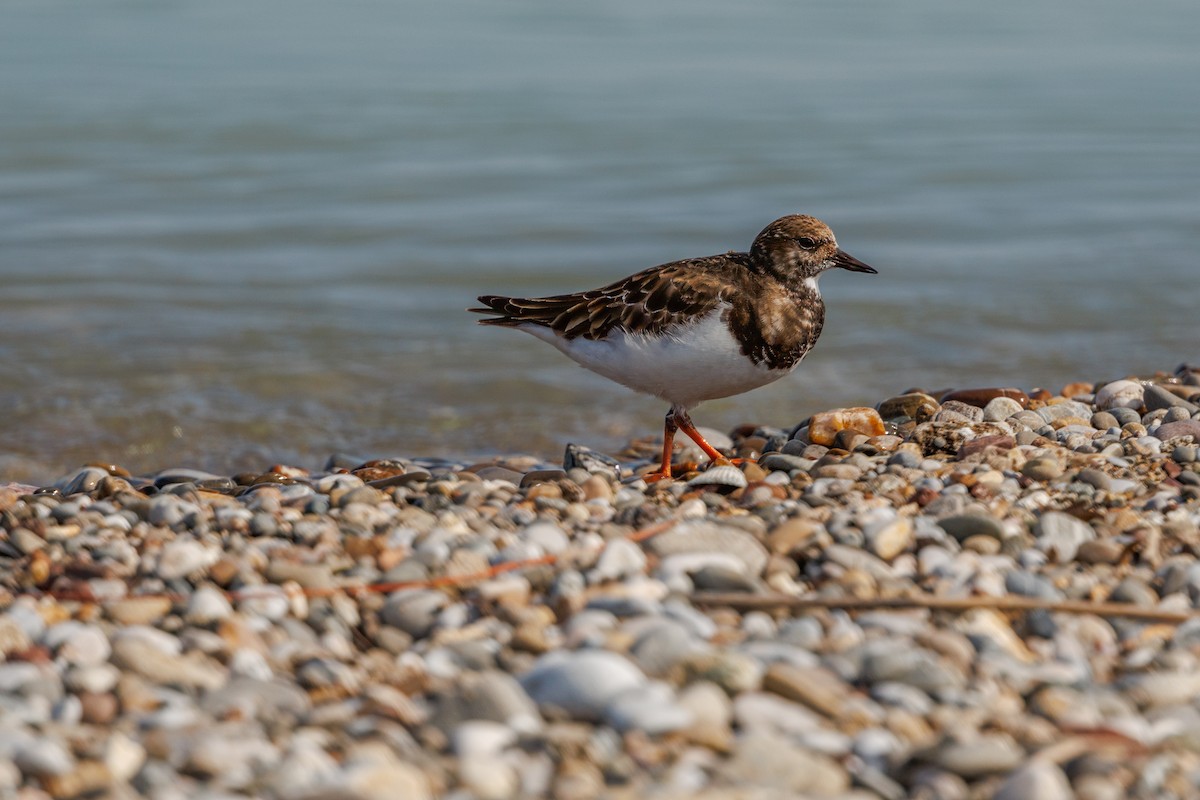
[519,307,794,409]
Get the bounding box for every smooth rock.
[380,589,449,638]
[110,637,225,691]
[185,585,234,624]
[937,514,1006,541]
[645,521,768,577]
[983,396,1026,422]
[431,670,542,735]
[720,731,849,794]
[156,539,217,580]
[1034,511,1095,562]
[1144,383,1200,413]
[589,538,647,582]
[994,760,1073,800]
[865,517,914,561]
[520,650,646,722]
[1095,380,1144,411]
[1022,457,1064,481]
[929,733,1025,777]
[45,622,110,667]
[604,681,693,734]
[106,596,173,626]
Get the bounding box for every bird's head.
[749,214,877,284]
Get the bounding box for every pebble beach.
[3,365,1200,800]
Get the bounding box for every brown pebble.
[78,691,119,725]
[877,393,940,421]
[1076,538,1127,565]
[762,663,848,719]
[526,482,563,501]
[740,461,768,483]
[581,475,613,502]
[105,596,173,626]
[738,436,769,459]
[207,557,242,587]
[940,387,1030,409]
[766,518,824,555]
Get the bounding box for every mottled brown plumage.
[471,214,877,480]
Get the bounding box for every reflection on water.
[1,0,1198,481]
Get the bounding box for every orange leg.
[674,409,732,466]
[644,407,735,482]
[642,411,680,483]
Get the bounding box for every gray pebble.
[1005,570,1063,600]
[937,513,1005,541]
[604,682,692,734]
[520,650,647,722]
[380,589,448,638]
[1034,511,1095,562]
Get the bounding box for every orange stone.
[808,407,885,446]
[1060,381,1094,400]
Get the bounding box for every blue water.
[1,0,1198,481]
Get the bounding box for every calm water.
[2,0,1198,482]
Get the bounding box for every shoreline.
[1,365,1199,798]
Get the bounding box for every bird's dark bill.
[832,249,877,274]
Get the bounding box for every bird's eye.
[796,236,817,250]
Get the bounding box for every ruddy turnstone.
[472,214,877,480]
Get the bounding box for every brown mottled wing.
[471,254,745,340]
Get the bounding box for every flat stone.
[110,637,225,691]
[265,562,334,589]
[105,596,173,626]
[929,733,1025,777]
[323,760,432,800]
[762,663,849,719]
[1036,401,1093,424]
[1005,571,1063,601]
[937,514,1006,541]
[201,676,310,722]
[1154,420,1200,442]
[645,521,769,577]
[720,731,849,795]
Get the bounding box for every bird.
[471,214,877,481]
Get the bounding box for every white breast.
[519,305,796,409]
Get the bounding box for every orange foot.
[640,407,747,482]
